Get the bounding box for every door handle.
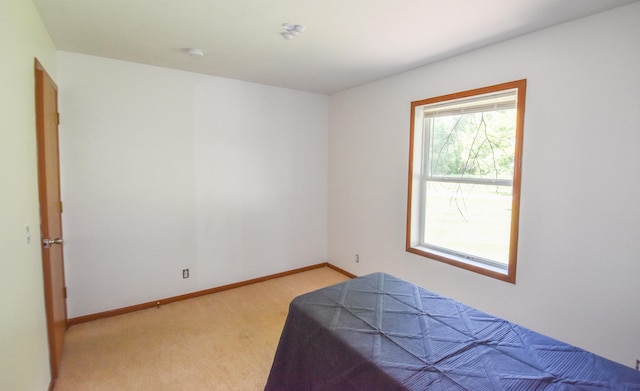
[43,238,63,249]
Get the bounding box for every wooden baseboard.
[326,263,357,278]
[68,262,355,326]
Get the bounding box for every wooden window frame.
[406,80,527,283]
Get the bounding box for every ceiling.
[33,0,638,94]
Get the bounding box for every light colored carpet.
[54,267,350,390]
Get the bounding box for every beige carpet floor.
[54,266,350,390]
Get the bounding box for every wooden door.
[35,59,67,380]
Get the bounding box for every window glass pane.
[428,110,516,181]
[423,181,512,264]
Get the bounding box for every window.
[406,80,526,283]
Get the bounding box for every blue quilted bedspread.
[265,272,640,390]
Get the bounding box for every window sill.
[407,244,515,283]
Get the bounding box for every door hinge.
[63,287,67,299]
[59,200,63,213]
[56,112,60,125]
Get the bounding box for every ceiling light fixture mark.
[281,23,305,40]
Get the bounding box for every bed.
[265,272,640,390]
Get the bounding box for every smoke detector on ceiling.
[187,48,204,58]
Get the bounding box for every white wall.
[328,3,640,367]
[0,0,57,389]
[58,52,328,318]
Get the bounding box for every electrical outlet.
[182,269,189,279]
[355,254,360,263]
